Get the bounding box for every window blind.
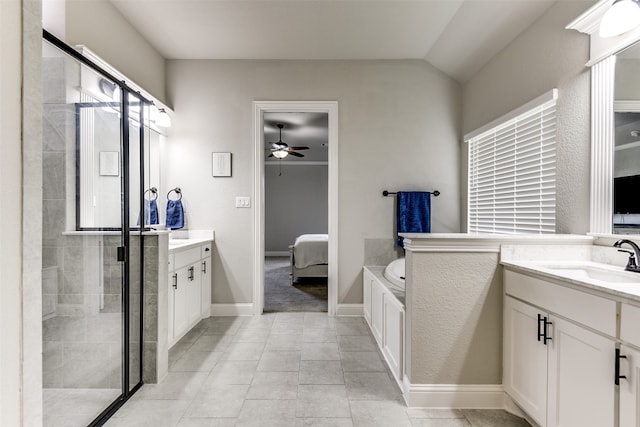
[467,90,557,234]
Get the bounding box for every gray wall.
[265,164,328,253]
[63,0,167,105]
[462,0,593,235]
[165,60,461,305]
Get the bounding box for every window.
[466,89,557,234]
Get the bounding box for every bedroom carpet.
[264,256,327,312]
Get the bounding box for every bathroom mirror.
[76,73,160,230]
[613,41,640,234]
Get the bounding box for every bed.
[289,234,328,285]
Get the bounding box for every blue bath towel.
[396,191,431,248]
[137,199,159,226]
[166,199,184,230]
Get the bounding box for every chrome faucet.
[613,239,640,273]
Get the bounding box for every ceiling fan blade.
[268,153,274,158]
[288,151,304,157]
[289,146,309,150]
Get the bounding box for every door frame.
[252,101,338,316]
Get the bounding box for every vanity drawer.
[201,242,212,258]
[505,270,616,337]
[174,246,202,269]
[622,303,640,348]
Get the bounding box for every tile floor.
[105,313,531,427]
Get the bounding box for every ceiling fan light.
[600,0,640,38]
[273,150,288,159]
[156,108,172,128]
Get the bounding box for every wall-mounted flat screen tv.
[614,174,640,214]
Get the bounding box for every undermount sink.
[540,264,640,284]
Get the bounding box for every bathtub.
[383,258,405,291]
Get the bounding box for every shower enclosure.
[42,32,158,426]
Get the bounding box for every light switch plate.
[235,196,251,208]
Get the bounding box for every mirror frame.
[568,0,640,236]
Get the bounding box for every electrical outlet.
[235,196,251,208]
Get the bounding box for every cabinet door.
[370,279,384,346]
[503,296,548,427]
[382,293,404,385]
[620,344,640,427]
[363,269,373,326]
[173,266,190,340]
[546,315,615,427]
[186,262,202,326]
[201,256,212,317]
[168,272,176,344]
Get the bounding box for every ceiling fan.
[267,123,309,159]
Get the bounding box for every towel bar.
[383,190,440,197]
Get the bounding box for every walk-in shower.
[41,31,158,426]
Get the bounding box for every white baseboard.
[265,251,290,257]
[210,303,255,316]
[402,379,505,409]
[336,304,363,316]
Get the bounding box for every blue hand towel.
[166,199,184,230]
[148,199,159,225]
[396,191,431,248]
[137,199,159,226]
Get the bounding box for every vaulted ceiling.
[108,0,587,84]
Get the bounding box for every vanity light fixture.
[155,108,172,128]
[600,0,640,38]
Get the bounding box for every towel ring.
[144,187,158,201]
[167,187,182,201]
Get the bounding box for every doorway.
[253,102,338,316]
[263,113,329,312]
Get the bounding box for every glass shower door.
[42,35,147,427]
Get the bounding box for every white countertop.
[168,229,215,253]
[168,237,213,252]
[502,260,640,303]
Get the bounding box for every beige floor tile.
[222,342,265,361]
[350,400,412,427]
[296,418,354,427]
[189,335,232,352]
[236,399,297,427]
[257,351,301,371]
[205,360,258,385]
[265,334,303,352]
[296,385,351,418]
[170,351,224,372]
[183,384,248,418]
[301,343,340,361]
[340,351,386,372]
[344,372,401,400]
[299,360,344,385]
[136,372,209,400]
[247,371,299,400]
[337,335,376,352]
[303,328,337,343]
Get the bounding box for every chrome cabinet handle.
[202,260,207,274]
[172,273,178,289]
[188,266,195,281]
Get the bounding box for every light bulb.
[273,150,288,159]
[600,0,640,38]
[156,108,172,128]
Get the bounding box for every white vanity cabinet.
[362,267,405,387]
[168,241,213,347]
[620,303,640,427]
[503,270,616,427]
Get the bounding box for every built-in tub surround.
[400,233,593,408]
